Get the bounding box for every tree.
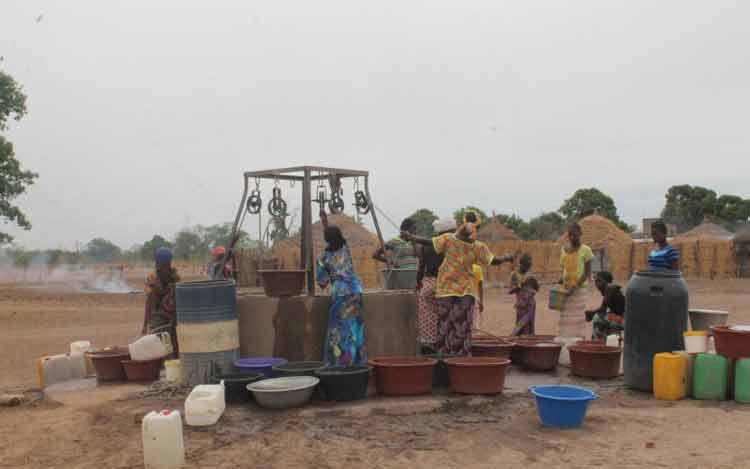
[528,212,566,240]
[560,188,631,232]
[661,185,718,232]
[714,195,750,231]
[84,238,122,263]
[0,70,38,245]
[408,209,439,236]
[173,229,204,261]
[453,206,488,226]
[494,214,533,240]
[141,235,172,261]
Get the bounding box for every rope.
[372,203,401,232]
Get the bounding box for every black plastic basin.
[211,371,264,403]
[272,361,326,378]
[315,366,371,402]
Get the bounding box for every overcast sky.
[2,0,749,250]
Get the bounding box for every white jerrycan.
[142,410,185,469]
[69,340,92,379]
[185,382,226,427]
[130,332,172,361]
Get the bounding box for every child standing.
[509,254,537,336]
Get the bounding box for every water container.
[553,337,582,366]
[142,410,185,469]
[68,353,87,379]
[130,333,172,361]
[36,354,72,388]
[176,280,239,387]
[185,383,226,426]
[165,359,182,383]
[683,331,708,354]
[624,270,689,391]
[653,353,686,400]
[735,358,750,404]
[693,353,727,401]
[70,341,94,376]
[672,351,695,397]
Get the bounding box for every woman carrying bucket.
[558,222,594,339]
[317,207,367,366]
[402,215,516,355]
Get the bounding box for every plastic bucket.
[315,366,371,402]
[529,385,598,428]
[684,331,709,354]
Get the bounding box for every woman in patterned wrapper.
[316,207,367,366]
[402,219,517,355]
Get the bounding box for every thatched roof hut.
[275,215,379,253]
[556,213,632,249]
[675,216,733,240]
[478,217,520,243]
[734,225,750,244]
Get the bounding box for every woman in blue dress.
[649,220,679,270]
[316,208,367,366]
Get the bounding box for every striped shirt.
[648,245,679,270]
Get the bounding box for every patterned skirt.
[435,295,475,355]
[416,277,439,346]
[324,293,367,366]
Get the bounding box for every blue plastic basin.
[529,385,598,428]
[234,357,288,378]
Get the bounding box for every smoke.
[0,256,139,294]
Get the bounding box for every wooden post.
[303,168,314,296]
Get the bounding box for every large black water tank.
[624,270,689,391]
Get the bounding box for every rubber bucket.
[529,385,598,428]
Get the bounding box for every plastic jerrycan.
[142,410,185,469]
[693,353,728,401]
[672,351,695,397]
[36,354,73,388]
[735,358,750,404]
[185,382,226,427]
[130,333,172,361]
[653,353,687,400]
[70,341,93,377]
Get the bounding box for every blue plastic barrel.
[529,385,598,428]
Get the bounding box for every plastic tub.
[470,340,515,359]
[87,347,130,382]
[369,356,437,396]
[569,344,622,379]
[445,357,510,394]
[684,331,709,354]
[315,366,371,401]
[234,357,288,378]
[529,385,598,428]
[210,371,263,403]
[122,358,163,382]
[689,309,729,334]
[273,361,326,378]
[712,326,750,359]
[247,376,319,409]
[515,342,562,371]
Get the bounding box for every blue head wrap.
[155,247,173,265]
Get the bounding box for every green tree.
[714,195,750,231]
[494,214,533,239]
[560,188,631,232]
[528,212,566,240]
[0,70,38,245]
[84,238,122,263]
[661,185,718,232]
[408,209,439,236]
[141,235,172,261]
[453,206,488,226]
[173,229,204,261]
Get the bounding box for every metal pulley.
[328,192,345,214]
[268,186,288,217]
[246,189,262,214]
[354,190,370,215]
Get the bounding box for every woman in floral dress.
[316,208,367,366]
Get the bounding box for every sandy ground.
[1,279,750,468]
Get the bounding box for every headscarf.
[212,246,226,257]
[433,218,457,234]
[324,226,347,252]
[460,211,480,240]
[155,247,173,265]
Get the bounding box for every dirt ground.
[1,279,750,468]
